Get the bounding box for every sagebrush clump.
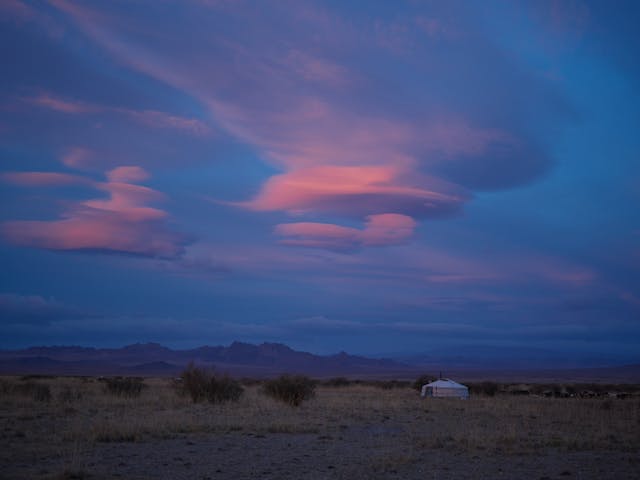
[177,363,243,404]
[262,374,316,406]
[104,377,145,398]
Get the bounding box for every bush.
[412,374,436,391]
[178,363,243,404]
[470,381,499,396]
[104,377,145,398]
[263,375,316,406]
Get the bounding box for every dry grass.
[1,376,639,478]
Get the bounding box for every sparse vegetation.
[0,379,52,401]
[1,375,640,478]
[376,379,411,390]
[262,374,316,406]
[58,385,83,403]
[104,377,146,397]
[177,363,243,404]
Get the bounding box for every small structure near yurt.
[420,378,469,399]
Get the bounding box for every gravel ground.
[4,428,640,479]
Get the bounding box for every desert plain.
[1,375,639,480]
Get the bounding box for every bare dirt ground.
[1,377,639,479]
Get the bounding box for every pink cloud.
[275,213,416,252]
[239,165,467,217]
[206,97,416,170]
[361,213,416,246]
[1,166,186,258]
[87,181,167,223]
[26,93,94,114]
[47,0,545,245]
[61,147,94,169]
[2,212,183,258]
[106,166,149,183]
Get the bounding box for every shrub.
[178,363,209,402]
[178,363,243,404]
[470,381,499,396]
[206,375,244,403]
[104,377,145,398]
[413,374,436,391]
[263,374,316,406]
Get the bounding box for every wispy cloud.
[23,92,211,136]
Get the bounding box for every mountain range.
[0,341,413,377]
[1,342,638,381]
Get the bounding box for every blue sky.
[0,0,638,363]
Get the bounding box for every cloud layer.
[39,0,568,252]
[1,166,187,258]
[0,1,638,358]
[276,213,417,252]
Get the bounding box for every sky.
[1,0,639,363]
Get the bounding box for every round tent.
[420,379,469,399]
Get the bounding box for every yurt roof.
[425,379,468,389]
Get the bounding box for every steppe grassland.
[1,375,639,464]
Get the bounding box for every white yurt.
[421,379,469,399]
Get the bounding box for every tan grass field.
[1,376,639,479]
